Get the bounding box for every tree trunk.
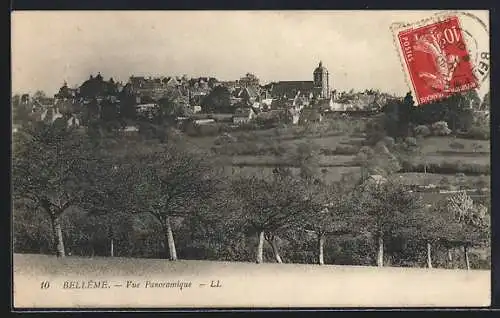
[110,238,114,257]
[269,237,283,264]
[464,245,470,270]
[377,233,384,267]
[426,241,433,269]
[50,215,65,258]
[318,233,325,265]
[256,230,265,264]
[446,248,454,269]
[164,217,177,261]
[271,240,283,264]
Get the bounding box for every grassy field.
[220,166,361,182]
[183,125,490,187]
[227,154,356,167]
[391,173,490,187]
[13,253,490,308]
[419,137,490,154]
[411,154,490,166]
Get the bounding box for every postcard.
[11,10,491,309]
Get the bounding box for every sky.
[11,10,490,97]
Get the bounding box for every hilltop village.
[12,62,398,132]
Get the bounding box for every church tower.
[313,61,330,99]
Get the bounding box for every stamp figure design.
[397,16,478,104]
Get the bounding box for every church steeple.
[313,61,330,99]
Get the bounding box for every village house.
[36,105,62,123]
[128,75,180,101]
[255,109,294,125]
[136,103,158,113]
[119,125,140,137]
[78,73,120,102]
[136,103,159,119]
[31,97,55,113]
[188,77,218,96]
[179,116,218,136]
[298,108,323,125]
[232,107,256,124]
[260,61,331,111]
[220,80,240,91]
[194,118,216,125]
[192,105,202,113]
[54,82,79,102]
[315,96,336,113]
[259,89,274,110]
[330,90,391,112]
[230,86,261,108]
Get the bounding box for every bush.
[414,125,431,137]
[319,145,359,156]
[354,146,376,165]
[399,159,490,175]
[461,126,490,140]
[382,136,396,149]
[365,118,386,145]
[431,121,452,136]
[357,146,375,157]
[335,145,359,155]
[404,137,418,147]
[197,124,220,136]
[214,133,237,145]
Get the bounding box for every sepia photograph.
[11,10,491,308]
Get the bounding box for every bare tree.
[351,179,424,267]
[302,181,352,265]
[128,143,218,261]
[233,174,309,264]
[12,122,89,257]
[445,191,490,270]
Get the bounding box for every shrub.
[335,145,359,155]
[319,148,336,155]
[399,159,490,175]
[197,123,220,136]
[318,145,359,156]
[382,136,396,149]
[358,146,375,157]
[414,125,431,137]
[462,126,490,140]
[439,176,451,186]
[431,121,452,136]
[365,118,386,145]
[214,133,237,145]
[404,137,418,147]
[354,146,376,166]
[472,143,484,152]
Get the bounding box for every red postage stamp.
[394,16,479,105]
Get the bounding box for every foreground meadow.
[13,253,490,308]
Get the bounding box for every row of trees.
[12,120,490,269]
[381,91,488,139]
